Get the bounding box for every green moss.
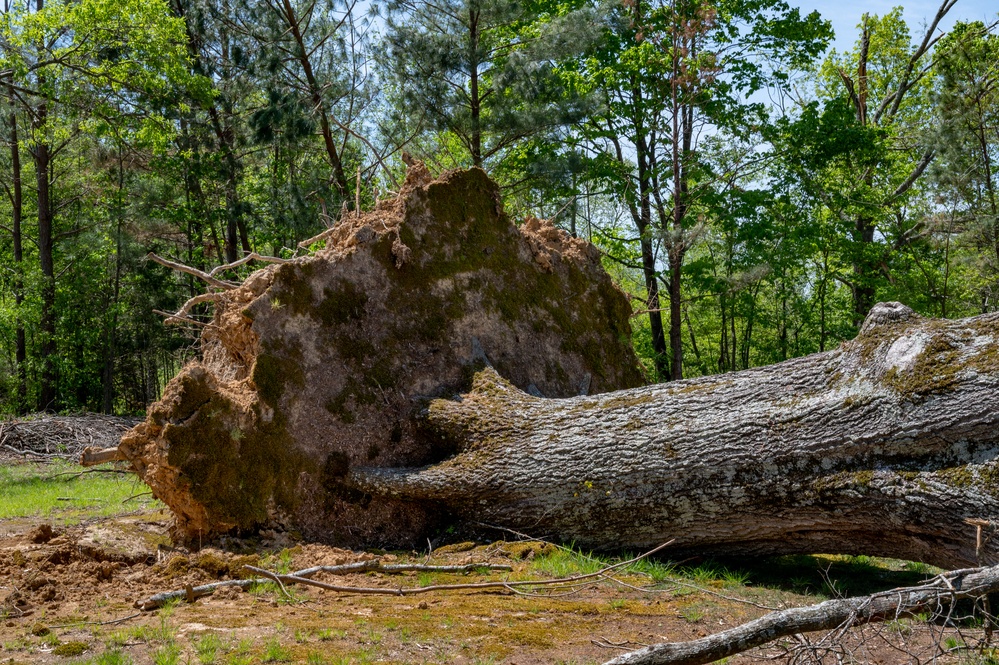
[253,353,304,406]
[52,642,89,657]
[336,334,377,362]
[316,280,369,326]
[194,551,232,578]
[165,370,312,532]
[501,541,557,559]
[882,335,961,399]
[324,391,356,423]
[938,466,974,489]
[852,470,874,487]
[271,264,316,316]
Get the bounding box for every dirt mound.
[115,164,645,548]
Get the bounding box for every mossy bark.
[346,302,999,568]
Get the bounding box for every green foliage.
[0,0,996,416]
[380,0,600,170]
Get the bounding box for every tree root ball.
[119,165,646,547]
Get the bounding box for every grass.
[0,460,163,521]
[194,633,226,663]
[262,638,291,662]
[528,544,606,578]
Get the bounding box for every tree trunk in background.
[32,106,57,411]
[7,104,28,413]
[344,302,999,569]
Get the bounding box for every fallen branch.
[137,544,670,610]
[245,542,673,597]
[49,612,142,629]
[0,414,138,459]
[136,579,253,610]
[135,557,515,610]
[602,563,999,665]
[146,253,237,291]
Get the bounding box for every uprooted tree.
[84,165,999,569]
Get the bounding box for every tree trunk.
[278,0,352,200]
[343,301,999,569]
[7,103,28,413]
[33,109,57,411]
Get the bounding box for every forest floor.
[0,455,993,665]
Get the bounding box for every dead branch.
[0,414,139,459]
[136,579,256,610]
[156,292,224,326]
[135,557,515,611]
[146,253,238,291]
[601,563,999,665]
[208,252,293,277]
[80,446,127,466]
[246,542,673,597]
[136,544,670,610]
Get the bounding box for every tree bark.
[6,102,28,413]
[33,103,57,411]
[343,301,999,569]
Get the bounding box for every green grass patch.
[0,460,162,521]
[528,545,607,578]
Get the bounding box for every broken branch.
[208,252,293,277]
[79,446,128,466]
[601,562,999,665]
[146,253,238,291]
[246,542,673,597]
[136,543,670,610]
[135,557,515,610]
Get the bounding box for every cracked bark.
[343,302,999,568]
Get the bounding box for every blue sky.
[792,0,999,53]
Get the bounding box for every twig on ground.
[137,546,670,610]
[45,468,133,480]
[136,557,516,610]
[49,612,142,628]
[247,542,674,598]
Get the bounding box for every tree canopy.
[0,0,997,413]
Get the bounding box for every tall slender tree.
[571,0,830,379]
[382,0,599,171]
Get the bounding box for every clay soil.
[0,459,987,665]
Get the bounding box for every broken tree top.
[114,164,647,546]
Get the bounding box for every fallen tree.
[85,165,999,567]
[344,300,999,568]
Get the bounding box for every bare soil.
[0,464,986,665]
